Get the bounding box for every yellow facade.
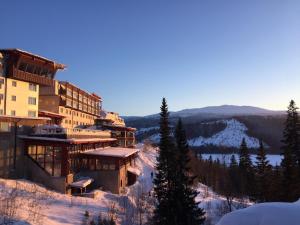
[59,106,97,128]
[0,78,39,117]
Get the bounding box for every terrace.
[32,125,112,139]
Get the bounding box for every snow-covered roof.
[82,147,139,158]
[70,178,93,189]
[18,135,117,144]
[127,166,141,176]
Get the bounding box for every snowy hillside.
[0,145,246,225]
[188,119,261,148]
[217,200,300,225]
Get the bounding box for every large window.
[28,145,62,177]
[28,97,37,105]
[26,64,34,74]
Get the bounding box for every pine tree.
[238,138,254,197]
[280,100,299,201]
[268,165,282,202]
[255,140,271,202]
[229,155,241,197]
[173,118,205,225]
[153,98,177,225]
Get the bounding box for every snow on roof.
[18,135,117,144]
[82,147,139,158]
[127,166,141,176]
[70,178,93,189]
[217,200,300,225]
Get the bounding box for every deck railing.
[33,126,111,138]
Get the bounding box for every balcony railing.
[32,125,112,139]
[12,68,55,86]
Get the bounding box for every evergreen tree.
[238,138,254,197]
[229,155,240,196]
[255,140,271,202]
[174,119,205,225]
[280,100,299,201]
[153,98,177,225]
[268,165,282,202]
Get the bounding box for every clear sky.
[1,0,299,116]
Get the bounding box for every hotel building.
[0,49,138,194]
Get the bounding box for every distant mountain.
[171,105,284,117]
[141,105,284,119]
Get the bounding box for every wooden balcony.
[12,68,55,86]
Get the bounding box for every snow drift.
[217,200,300,225]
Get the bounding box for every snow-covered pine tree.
[255,140,271,202]
[281,100,300,202]
[153,98,177,225]
[174,118,205,225]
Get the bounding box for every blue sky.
[1,0,299,116]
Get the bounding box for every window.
[103,164,109,170]
[34,66,41,75]
[28,97,36,105]
[28,110,36,117]
[0,78,4,89]
[41,68,48,76]
[26,64,34,73]
[0,109,3,115]
[66,99,72,107]
[11,110,16,116]
[0,122,10,132]
[11,95,16,101]
[29,83,37,91]
[60,108,64,113]
[18,62,27,71]
[67,88,72,97]
[12,81,17,87]
[109,164,116,170]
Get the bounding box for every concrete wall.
[24,157,67,193]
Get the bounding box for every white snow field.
[188,119,262,148]
[217,200,300,225]
[7,144,299,225]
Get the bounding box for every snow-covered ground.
[188,119,261,148]
[217,200,300,225]
[201,154,283,166]
[0,144,244,225]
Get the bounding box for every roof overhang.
[0,116,50,125]
[18,135,117,144]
